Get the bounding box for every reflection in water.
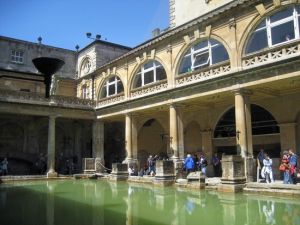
[262,201,275,225]
[0,180,300,225]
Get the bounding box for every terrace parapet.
[242,40,300,69]
[0,89,95,109]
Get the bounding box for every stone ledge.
[244,187,300,197]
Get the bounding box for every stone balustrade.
[0,89,95,109]
[242,40,300,69]
[96,93,125,108]
[175,62,231,87]
[130,80,168,99]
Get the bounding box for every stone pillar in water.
[218,154,246,192]
[47,115,57,177]
[234,89,254,182]
[110,163,128,181]
[187,171,206,189]
[154,160,175,186]
[92,120,105,173]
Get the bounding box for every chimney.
[152,28,161,38]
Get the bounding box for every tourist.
[288,149,298,184]
[211,153,221,177]
[147,155,157,176]
[199,153,208,176]
[257,148,265,181]
[128,166,135,176]
[280,151,291,184]
[1,158,8,175]
[261,153,274,183]
[184,154,194,174]
[193,154,199,172]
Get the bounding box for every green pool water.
[0,180,299,225]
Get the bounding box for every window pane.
[193,40,208,51]
[108,84,115,96]
[270,7,293,23]
[144,70,154,85]
[156,67,167,80]
[256,20,266,29]
[117,81,124,93]
[134,73,142,87]
[101,87,107,98]
[108,77,115,82]
[179,56,192,74]
[193,51,209,68]
[212,44,229,64]
[297,5,300,14]
[143,62,153,70]
[246,29,268,54]
[271,21,295,45]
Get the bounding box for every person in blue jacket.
[288,149,298,184]
[184,154,195,174]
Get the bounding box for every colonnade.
[44,88,298,181]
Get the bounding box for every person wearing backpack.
[199,153,208,176]
[184,154,195,174]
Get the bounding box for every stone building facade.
[0,0,300,179]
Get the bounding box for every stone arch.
[96,74,125,100]
[214,104,279,138]
[128,58,169,91]
[137,118,168,167]
[238,2,297,59]
[173,35,231,76]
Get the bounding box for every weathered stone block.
[187,171,206,189]
[109,163,128,181]
[219,155,246,192]
[154,160,175,186]
[82,158,95,174]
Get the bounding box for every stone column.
[124,114,138,168]
[235,91,247,157]
[234,89,254,181]
[170,104,179,159]
[125,113,133,160]
[47,115,57,177]
[279,123,297,153]
[92,120,105,173]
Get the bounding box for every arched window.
[81,85,89,99]
[100,76,124,99]
[179,39,229,74]
[246,6,300,54]
[133,61,167,88]
[214,104,279,138]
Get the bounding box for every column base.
[47,171,58,178]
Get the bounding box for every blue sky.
[0,0,169,50]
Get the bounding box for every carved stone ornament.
[81,58,92,75]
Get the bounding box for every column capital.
[233,88,253,96]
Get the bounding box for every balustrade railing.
[242,41,300,68]
[96,93,125,108]
[130,80,168,98]
[175,62,231,87]
[0,89,95,108]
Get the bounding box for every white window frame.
[11,50,24,64]
[82,85,89,99]
[103,76,122,97]
[136,61,165,87]
[183,40,220,72]
[250,6,300,51]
